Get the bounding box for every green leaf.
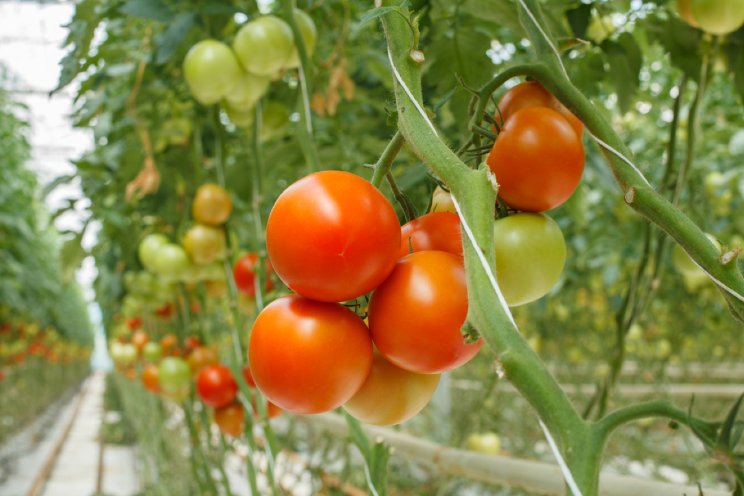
[358,7,401,29]
[119,0,172,22]
[718,393,744,450]
[155,12,197,64]
[60,231,88,284]
[566,3,591,39]
[601,32,642,113]
[462,0,522,34]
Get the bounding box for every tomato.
[160,333,178,352]
[690,0,744,35]
[242,366,283,418]
[487,107,585,212]
[248,295,373,414]
[429,185,457,214]
[197,365,238,408]
[131,330,149,351]
[193,184,232,226]
[126,316,143,330]
[260,101,290,140]
[152,243,190,279]
[158,357,191,401]
[496,81,583,137]
[224,70,269,111]
[214,403,244,437]
[142,342,162,363]
[183,224,225,265]
[187,346,219,377]
[400,212,462,258]
[154,302,174,320]
[223,101,255,128]
[184,336,202,353]
[233,253,274,297]
[233,16,295,76]
[677,0,699,27]
[343,352,440,426]
[183,40,243,105]
[368,251,482,374]
[141,363,160,393]
[110,342,137,367]
[266,171,400,302]
[138,233,169,272]
[672,233,721,277]
[204,279,227,297]
[493,213,566,307]
[284,9,318,69]
[466,432,501,455]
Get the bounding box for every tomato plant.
[248,295,373,414]
[492,213,566,307]
[369,251,482,374]
[183,40,243,105]
[343,352,440,426]
[399,212,462,258]
[266,171,400,302]
[496,81,583,137]
[182,224,225,265]
[486,107,585,212]
[233,16,295,76]
[196,364,238,408]
[233,253,274,297]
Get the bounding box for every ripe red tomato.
[155,302,174,320]
[496,81,583,137]
[233,253,275,297]
[126,316,143,330]
[141,363,160,393]
[214,403,244,436]
[343,352,440,426]
[242,366,283,418]
[399,212,462,258]
[193,184,233,226]
[487,107,584,212]
[197,364,238,408]
[248,295,373,414]
[266,171,400,302]
[368,251,482,374]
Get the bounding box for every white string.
[538,420,584,496]
[516,0,568,78]
[387,47,439,137]
[450,195,518,330]
[685,248,744,304]
[362,460,380,496]
[588,131,651,187]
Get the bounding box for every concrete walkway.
[0,373,140,496]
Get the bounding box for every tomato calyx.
[461,322,481,345]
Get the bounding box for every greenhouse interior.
[1,0,743,495]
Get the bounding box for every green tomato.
[110,342,138,367]
[142,342,162,363]
[153,243,191,279]
[284,9,318,69]
[233,16,294,76]
[672,233,721,277]
[261,101,290,139]
[183,40,243,105]
[138,233,169,272]
[222,101,255,128]
[493,213,566,307]
[586,15,615,44]
[224,70,270,110]
[466,432,501,455]
[690,0,744,35]
[158,357,191,400]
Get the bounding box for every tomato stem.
[371,131,405,188]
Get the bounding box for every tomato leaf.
[154,13,197,65]
[601,32,642,113]
[565,3,591,40]
[119,0,173,22]
[60,231,88,285]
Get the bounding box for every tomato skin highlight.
[197,365,239,408]
[343,352,440,426]
[266,171,400,302]
[400,212,462,258]
[487,107,585,212]
[248,295,373,414]
[496,81,583,137]
[369,251,482,374]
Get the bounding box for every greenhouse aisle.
[0,373,140,496]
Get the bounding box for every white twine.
[387,47,439,137]
[539,419,584,496]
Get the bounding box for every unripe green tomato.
[284,9,318,69]
[261,101,290,139]
[158,357,191,399]
[233,16,294,76]
[466,432,501,455]
[153,243,191,278]
[138,233,169,272]
[142,342,162,363]
[690,0,744,35]
[183,40,243,105]
[222,101,255,128]
[182,224,225,265]
[493,213,566,307]
[586,15,615,44]
[111,342,138,367]
[224,70,270,110]
[671,233,720,277]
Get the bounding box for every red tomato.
[242,366,283,418]
[266,171,400,302]
[126,316,143,330]
[343,352,440,426]
[214,403,244,437]
[369,251,482,374]
[141,363,160,393]
[155,303,174,319]
[197,364,238,408]
[399,212,462,258]
[496,81,583,137]
[248,295,373,414]
[486,107,584,212]
[233,253,275,297]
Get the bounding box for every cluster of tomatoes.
[183,10,316,126]
[0,319,90,374]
